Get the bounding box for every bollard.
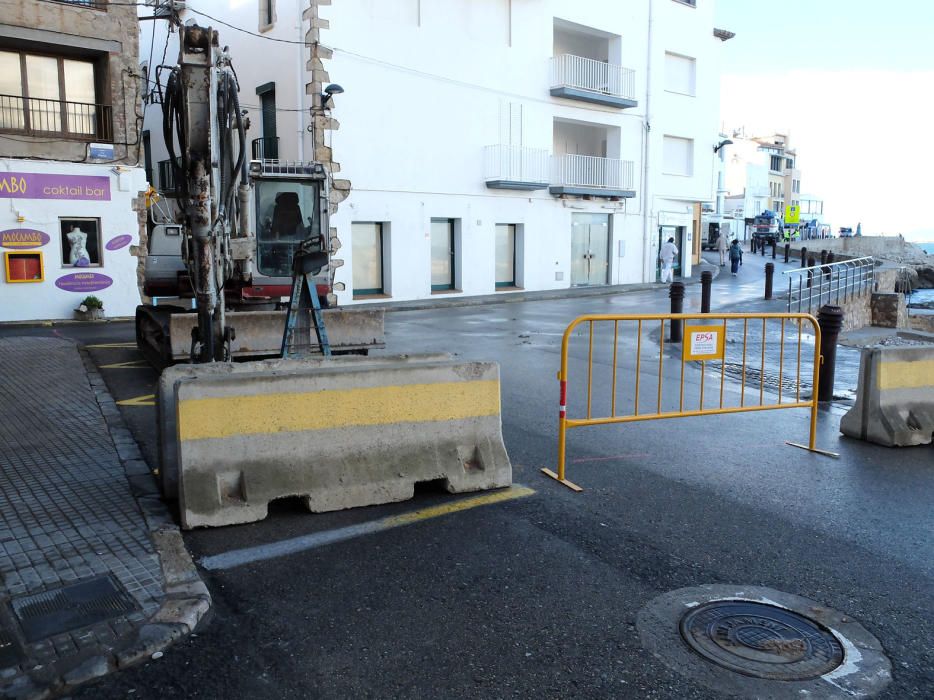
[764,262,774,300]
[761,239,766,256]
[772,241,777,259]
[820,250,828,265]
[669,282,685,343]
[784,243,790,264]
[700,271,712,313]
[800,246,808,268]
[826,251,834,264]
[751,237,757,254]
[817,305,844,402]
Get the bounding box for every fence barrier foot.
[785,441,840,458]
[541,468,584,492]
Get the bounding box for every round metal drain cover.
[680,600,844,680]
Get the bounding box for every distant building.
[0,0,147,321]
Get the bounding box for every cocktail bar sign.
[0,172,111,201]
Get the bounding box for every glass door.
[430,219,454,291]
[352,222,383,296]
[657,225,684,281]
[571,213,610,286]
[495,224,516,288]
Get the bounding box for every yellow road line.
[178,380,502,441]
[200,485,535,571]
[100,360,149,369]
[117,394,156,407]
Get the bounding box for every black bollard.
[826,251,835,264]
[751,237,757,254]
[700,271,712,313]
[784,243,790,263]
[820,250,828,265]
[669,281,685,343]
[800,247,808,268]
[764,262,775,300]
[761,239,766,256]
[772,241,777,259]
[817,305,844,402]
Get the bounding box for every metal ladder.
[281,245,331,359]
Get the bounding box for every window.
[663,136,693,176]
[259,0,275,30]
[0,50,108,140]
[786,158,794,169]
[254,178,322,277]
[60,218,102,267]
[352,222,385,297]
[770,155,783,172]
[664,53,696,96]
[495,224,517,289]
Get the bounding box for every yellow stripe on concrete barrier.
[177,380,501,441]
[877,359,934,391]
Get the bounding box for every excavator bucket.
[157,355,513,529]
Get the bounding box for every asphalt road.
[3,255,932,698]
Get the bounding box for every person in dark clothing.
[729,240,743,276]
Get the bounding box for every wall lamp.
[321,83,344,109]
[714,139,733,154]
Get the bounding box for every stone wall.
[870,293,907,328]
[908,314,934,334]
[0,0,141,165]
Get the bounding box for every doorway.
[430,218,455,291]
[570,213,610,286]
[656,225,684,281]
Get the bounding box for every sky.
[714,0,934,242]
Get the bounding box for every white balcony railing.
[484,144,550,185]
[552,154,635,191]
[550,54,636,101]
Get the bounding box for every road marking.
[116,394,155,407]
[100,360,149,369]
[571,454,650,463]
[86,342,137,348]
[199,485,535,571]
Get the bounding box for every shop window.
[60,218,102,267]
[352,222,386,297]
[4,251,44,283]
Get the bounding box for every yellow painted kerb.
[178,379,502,441]
[878,359,934,391]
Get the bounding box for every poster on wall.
[55,273,113,293]
[0,229,50,249]
[0,172,110,201]
[105,235,133,251]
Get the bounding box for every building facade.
[0,0,147,322]
[141,0,728,305]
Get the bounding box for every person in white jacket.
[659,237,678,283]
[717,232,728,266]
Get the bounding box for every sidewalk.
[0,337,209,699]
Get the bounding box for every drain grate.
[680,600,843,680]
[11,575,139,643]
[0,628,23,668]
[719,362,808,397]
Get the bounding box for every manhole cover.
[680,601,844,680]
[11,575,139,643]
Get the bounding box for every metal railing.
[550,54,636,101]
[46,0,107,8]
[0,94,112,140]
[552,154,634,191]
[542,312,834,491]
[484,144,550,185]
[251,136,279,160]
[783,256,874,314]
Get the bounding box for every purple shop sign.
[0,228,50,249]
[0,171,110,201]
[105,234,133,251]
[55,273,113,293]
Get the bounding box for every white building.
[141,0,729,304]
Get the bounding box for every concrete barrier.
[159,355,512,529]
[840,345,934,447]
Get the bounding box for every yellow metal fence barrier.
[542,313,838,491]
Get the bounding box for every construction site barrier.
[542,313,837,491]
[158,355,512,529]
[840,345,934,447]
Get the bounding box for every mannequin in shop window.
[66,225,91,267]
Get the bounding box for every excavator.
[135,25,383,366]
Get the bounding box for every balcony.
[251,136,279,160]
[484,145,549,190]
[550,55,637,109]
[550,154,635,198]
[0,94,112,141]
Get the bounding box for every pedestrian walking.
[659,237,678,283]
[717,232,728,266]
[729,239,743,276]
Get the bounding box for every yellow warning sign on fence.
[682,325,725,362]
[785,204,800,224]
